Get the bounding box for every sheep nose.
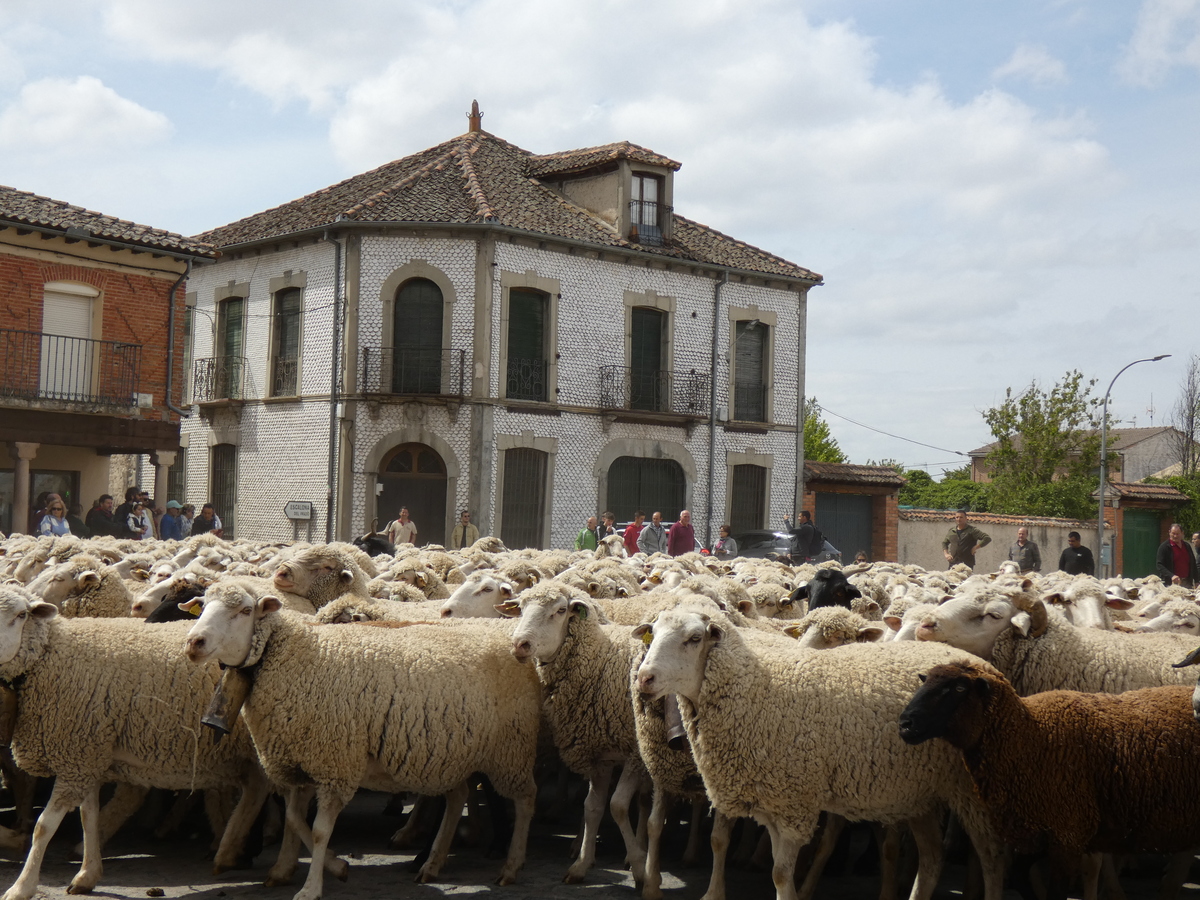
[440,608,453,618]
[637,671,656,693]
[184,636,206,660]
[512,639,532,660]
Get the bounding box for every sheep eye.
[16,612,26,620]
[686,635,701,644]
[955,684,967,693]
[239,607,252,616]
[482,586,493,593]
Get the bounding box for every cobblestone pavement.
[0,791,1196,900]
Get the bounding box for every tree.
[981,370,1102,518]
[803,398,847,464]
[1170,354,1200,478]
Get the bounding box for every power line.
[816,404,968,458]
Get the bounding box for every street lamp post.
[1097,355,1171,575]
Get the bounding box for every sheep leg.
[1080,853,1104,900]
[876,823,901,900]
[904,811,944,900]
[267,787,349,886]
[68,786,103,894]
[763,819,804,900]
[700,811,735,900]
[212,772,271,874]
[565,762,614,883]
[682,795,707,866]
[290,785,349,900]
[416,781,469,883]
[796,813,846,900]
[610,763,648,886]
[1159,849,1193,900]
[495,782,535,886]
[2,779,82,900]
[642,785,670,900]
[954,808,1006,900]
[389,793,433,849]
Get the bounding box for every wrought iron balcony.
[599,365,709,417]
[359,347,466,397]
[0,328,141,406]
[732,383,768,423]
[193,356,249,402]
[506,357,548,402]
[271,356,299,397]
[629,200,672,246]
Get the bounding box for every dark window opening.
[271,288,302,396]
[506,289,548,402]
[392,278,443,393]
[606,456,685,524]
[501,448,548,550]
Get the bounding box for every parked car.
[731,530,841,563]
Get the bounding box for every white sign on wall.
[284,501,313,521]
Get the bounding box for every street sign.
[284,501,313,521]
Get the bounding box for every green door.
[1121,509,1161,578]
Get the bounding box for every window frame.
[726,306,777,423]
[498,271,560,403]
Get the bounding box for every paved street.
[0,790,1196,900]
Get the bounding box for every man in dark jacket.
[85,495,121,537]
[1057,531,1095,576]
[1156,523,1198,587]
[942,510,991,569]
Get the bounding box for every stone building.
[0,186,215,533]
[174,112,821,547]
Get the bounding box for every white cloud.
[0,76,171,150]
[1119,0,1200,85]
[993,44,1069,86]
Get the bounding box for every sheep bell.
[664,694,689,751]
[201,667,253,742]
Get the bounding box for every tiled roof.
[969,426,1180,457]
[0,185,216,258]
[196,130,820,282]
[1097,481,1189,503]
[527,141,682,177]
[804,461,906,486]
[899,509,1094,528]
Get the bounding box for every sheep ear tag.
[642,631,653,645]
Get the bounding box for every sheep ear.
[917,672,927,683]
[339,569,354,584]
[1010,611,1033,637]
[616,586,630,597]
[29,600,58,621]
[179,599,203,617]
[416,573,427,587]
[1106,597,1135,611]
[77,570,101,588]
[883,615,903,631]
[1126,587,1139,599]
[132,568,150,581]
[631,623,652,641]
[864,600,881,615]
[1173,645,1200,668]
[495,600,522,618]
[1044,592,1066,606]
[782,624,802,639]
[858,625,886,643]
[736,599,755,615]
[500,582,514,600]
[569,599,591,619]
[706,621,725,643]
[257,596,283,616]
[780,598,795,611]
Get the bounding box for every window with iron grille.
[733,320,768,422]
[500,448,548,550]
[210,443,237,538]
[216,297,245,399]
[270,287,302,397]
[630,173,664,245]
[392,278,443,393]
[729,464,768,533]
[606,456,685,524]
[630,308,666,411]
[506,289,548,402]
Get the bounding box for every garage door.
[815,493,873,560]
[1121,509,1161,579]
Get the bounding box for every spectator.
[37,498,70,537]
[449,510,479,550]
[190,503,224,538]
[1008,526,1042,574]
[113,487,141,539]
[1192,532,1200,564]
[596,511,618,546]
[126,500,151,540]
[385,507,418,546]
[574,515,599,552]
[66,503,90,538]
[181,504,196,535]
[1156,522,1197,588]
[637,511,668,555]
[160,501,187,541]
[942,510,991,569]
[1057,531,1095,576]
[854,551,869,564]
[623,510,645,556]
[85,495,120,537]
[783,511,819,562]
[667,509,695,557]
[713,524,738,560]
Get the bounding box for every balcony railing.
[629,200,672,246]
[599,365,709,417]
[0,328,141,406]
[732,383,768,423]
[506,357,548,402]
[360,347,467,397]
[271,357,299,397]
[193,356,248,402]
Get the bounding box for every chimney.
[467,100,483,133]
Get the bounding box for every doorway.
[376,442,447,546]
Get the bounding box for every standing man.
[1058,531,1095,576]
[1191,532,1200,564]
[86,495,119,536]
[623,510,645,556]
[1008,526,1042,574]
[386,507,418,546]
[1156,523,1198,587]
[667,509,695,557]
[449,510,479,550]
[190,503,224,538]
[942,509,991,569]
[637,511,668,556]
[575,515,599,552]
[783,511,818,562]
[596,511,618,546]
[160,500,187,541]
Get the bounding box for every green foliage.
[804,398,847,464]
[899,469,991,512]
[1145,475,1200,536]
[980,370,1103,519]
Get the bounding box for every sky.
[3,0,1198,475]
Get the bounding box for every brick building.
[0,186,216,533]
[173,113,822,546]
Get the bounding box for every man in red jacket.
[667,509,695,557]
[623,510,645,556]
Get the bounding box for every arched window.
[392,279,443,393]
[377,442,447,545]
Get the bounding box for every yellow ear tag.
[642,631,653,645]
[187,604,202,617]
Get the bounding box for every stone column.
[151,451,177,505]
[9,442,39,535]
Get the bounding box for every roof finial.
[467,100,483,133]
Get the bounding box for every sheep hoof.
[643,887,664,900]
[211,864,227,876]
[415,866,440,884]
[263,873,292,887]
[496,873,518,886]
[332,858,350,882]
[66,883,94,895]
[563,871,586,884]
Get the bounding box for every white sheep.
[183,581,541,900]
[633,605,1005,900]
[438,572,515,618]
[26,554,133,617]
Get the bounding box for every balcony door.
[217,297,245,398]
[734,320,767,422]
[40,285,95,400]
[392,279,443,393]
[506,289,547,401]
[630,307,664,411]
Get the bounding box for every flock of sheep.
[0,527,1199,900]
